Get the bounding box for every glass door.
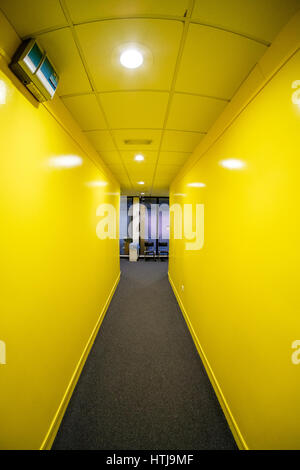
[139,197,169,258]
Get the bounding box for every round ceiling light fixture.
[120,48,143,69]
[134,154,144,161]
[138,181,145,185]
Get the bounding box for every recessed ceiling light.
[219,159,245,170]
[134,154,144,161]
[138,181,145,185]
[141,192,145,195]
[120,49,143,69]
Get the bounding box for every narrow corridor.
[53,259,237,450]
[1,1,300,450]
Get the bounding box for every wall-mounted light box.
[10,38,59,102]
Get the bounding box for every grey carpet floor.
[53,259,237,450]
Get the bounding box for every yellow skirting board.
[41,272,121,450]
[168,272,248,451]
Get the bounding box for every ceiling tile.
[37,28,92,96]
[132,185,151,193]
[126,164,156,177]
[152,182,171,187]
[154,175,176,188]
[97,151,121,165]
[159,151,192,165]
[152,178,172,187]
[162,130,204,152]
[117,181,132,189]
[75,19,182,91]
[128,172,154,185]
[192,0,300,43]
[100,91,169,128]
[127,164,154,176]
[116,173,131,182]
[156,164,181,177]
[107,164,127,175]
[62,94,107,130]
[167,93,227,132]
[154,173,174,181]
[84,130,116,151]
[108,173,130,187]
[112,129,162,151]
[66,0,189,23]
[0,0,67,36]
[176,24,267,99]
[151,188,170,196]
[119,180,131,186]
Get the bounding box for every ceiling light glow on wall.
[120,49,143,69]
[0,80,7,105]
[187,182,206,188]
[48,155,83,169]
[220,158,245,170]
[134,154,144,161]
[85,181,108,187]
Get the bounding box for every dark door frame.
[139,196,169,256]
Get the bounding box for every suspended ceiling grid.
[1,0,299,195]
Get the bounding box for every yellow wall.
[0,13,120,449]
[169,12,300,450]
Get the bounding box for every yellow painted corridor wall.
[169,14,300,450]
[0,13,120,449]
